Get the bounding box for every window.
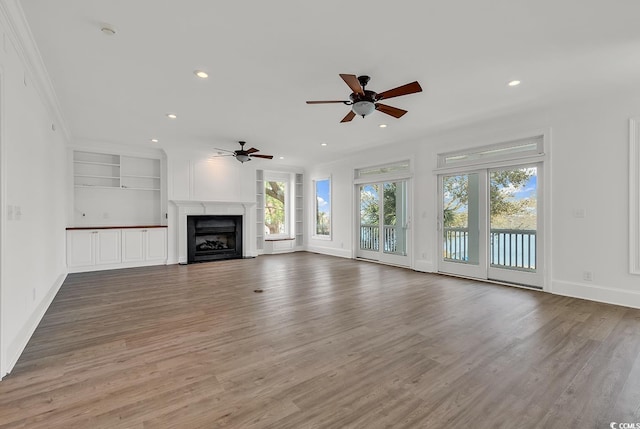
[265,179,287,236]
[355,160,410,179]
[264,172,295,239]
[438,136,543,168]
[314,177,331,238]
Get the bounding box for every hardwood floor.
[1,252,639,428]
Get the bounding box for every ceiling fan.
[307,74,422,123]
[214,141,274,163]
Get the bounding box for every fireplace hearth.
[187,215,242,263]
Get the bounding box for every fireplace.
[187,215,243,263]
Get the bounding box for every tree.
[443,169,535,229]
[360,183,400,226]
[265,181,285,234]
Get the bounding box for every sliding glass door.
[439,164,542,287]
[357,181,409,266]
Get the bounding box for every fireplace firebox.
[187,215,242,263]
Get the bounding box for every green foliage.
[360,184,380,225]
[443,169,536,229]
[265,181,285,234]
[316,211,330,235]
[360,182,401,226]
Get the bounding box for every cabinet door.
[146,228,167,262]
[122,229,145,262]
[95,230,121,265]
[67,231,95,267]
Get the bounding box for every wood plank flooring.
[1,252,639,428]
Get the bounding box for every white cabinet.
[95,230,122,265]
[67,229,121,268]
[67,230,95,267]
[145,228,168,261]
[122,228,167,263]
[67,227,167,273]
[122,229,146,262]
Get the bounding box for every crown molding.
[0,0,70,141]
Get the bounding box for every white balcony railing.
[360,224,401,253]
[443,227,536,270]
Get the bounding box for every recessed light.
[279,156,285,160]
[194,70,208,79]
[379,124,387,128]
[166,113,177,119]
[321,143,327,146]
[151,138,159,143]
[508,80,521,87]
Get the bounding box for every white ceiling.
[19,0,640,166]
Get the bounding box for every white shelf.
[74,160,120,167]
[75,185,121,190]
[75,174,120,179]
[120,187,161,191]
[121,174,161,179]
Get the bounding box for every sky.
[316,179,330,214]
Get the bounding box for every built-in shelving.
[73,151,161,191]
[256,169,265,251]
[72,150,164,226]
[295,173,303,247]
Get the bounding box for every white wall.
[307,89,640,309]
[0,4,69,376]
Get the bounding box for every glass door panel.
[439,172,487,279]
[488,166,542,287]
[383,182,407,256]
[357,181,410,265]
[438,164,542,288]
[359,184,380,255]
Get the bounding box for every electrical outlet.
[14,206,21,220]
[583,271,593,281]
[573,208,586,218]
[340,242,344,248]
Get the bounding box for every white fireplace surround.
[171,200,257,263]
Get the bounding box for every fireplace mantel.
[171,200,257,263]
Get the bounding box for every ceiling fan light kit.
[307,74,422,122]
[352,100,376,117]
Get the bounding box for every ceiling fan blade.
[340,74,364,95]
[214,147,235,154]
[210,154,234,158]
[375,103,408,118]
[340,110,356,123]
[306,100,348,104]
[250,154,273,159]
[376,81,422,101]
[246,147,259,154]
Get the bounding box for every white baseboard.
[68,259,168,273]
[4,272,67,377]
[552,280,640,309]
[413,259,435,273]
[306,245,352,259]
